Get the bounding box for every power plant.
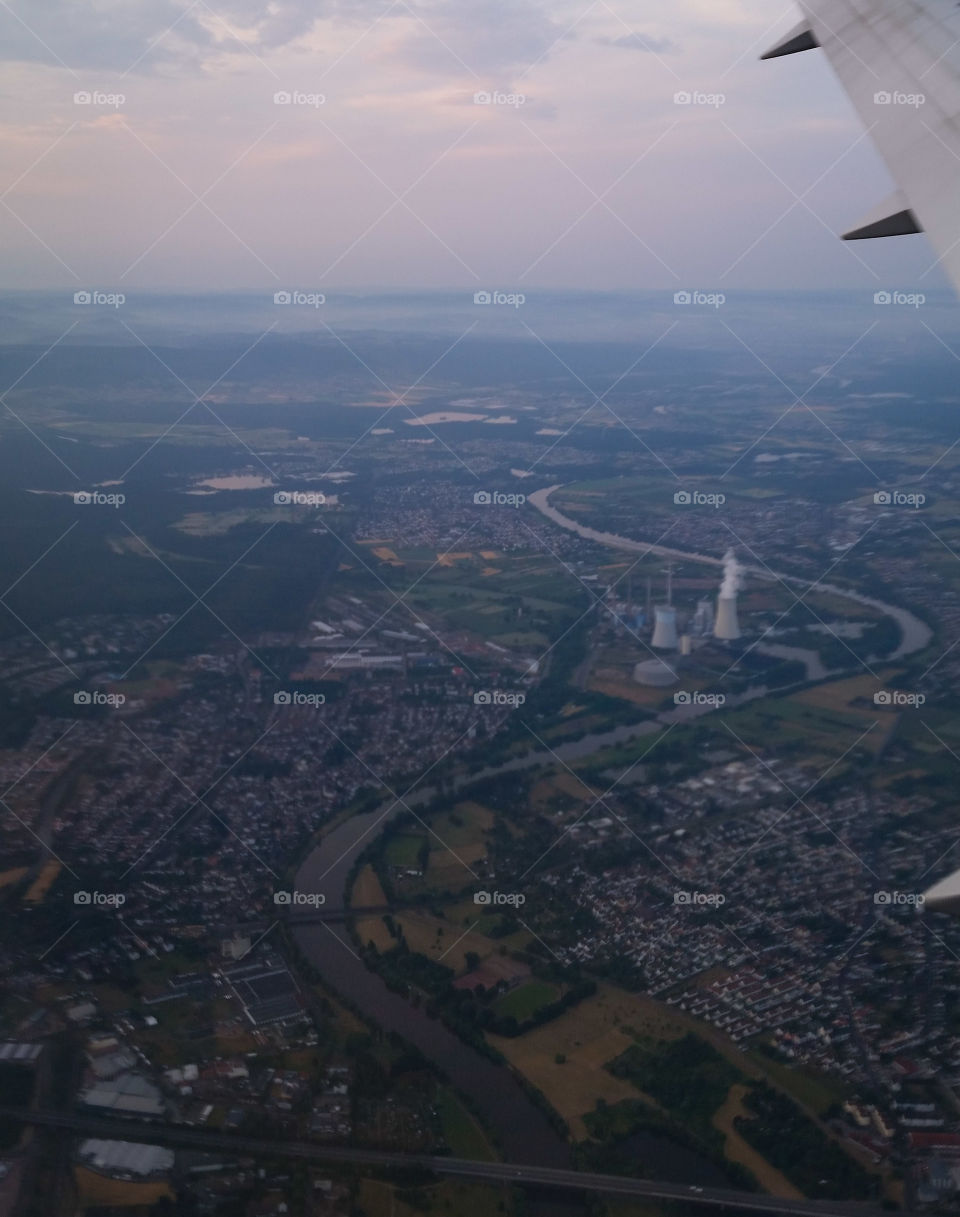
[651,606,679,650]
[713,550,743,642]
[613,551,745,689]
[692,598,714,637]
[714,596,741,641]
[651,562,679,650]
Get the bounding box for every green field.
[494,980,560,1021]
[436,1087,498,1161]
[384,833,427,868]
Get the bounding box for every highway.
[0,1107,888,1217]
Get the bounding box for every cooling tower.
[652,607,679,650]
[714,595,741,642]
[693,598,714,637]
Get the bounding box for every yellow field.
[396,912,493,974]
[713,1085,802,1198]
[24,860,61,904]
[0,867,27,890]
[355,908,491,973]
[530,772,598,811]
[588,676,670,708]
[426,841,487,888]
[490,980,875,1189]
[355,914,395,953]
[791,671,900,713]
[352,864,387,907]
[436,552,473,566]
[489,985,671,1138]
[488,983,831,1143]
[453,801,495,824]
[480,551,499,560]
[74,1166,173,1208]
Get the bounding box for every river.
[292,484,931,1175]
[527,485,932,662]
[292,716,676,1169]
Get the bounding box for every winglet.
[843,192,923,240]
[761,21,820,60]
[924,869,960,916]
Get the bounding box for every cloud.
[389,0,568,75]
[597,32,677,54]
[0,0,571,77]
[0,0,327,72]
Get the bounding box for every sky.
[0,0,950,294]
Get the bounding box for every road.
[0,1107,888,1217]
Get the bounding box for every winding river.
[528,485,932,662]
[292,484,932,1171]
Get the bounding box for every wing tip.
[760,22,820,60]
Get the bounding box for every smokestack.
[652,607,679,650]
[714,596,741,641]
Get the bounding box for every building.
[714,595,741,642]
[651,607,679,650]
[79,1072,165,1118]
[78,1139,174,1179]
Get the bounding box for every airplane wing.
[763,0,960,293]
[767,3,960,916]
[924,870,960,916]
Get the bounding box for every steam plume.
[720,549,743,599]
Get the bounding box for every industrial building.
[79,1071,165,1118]
[78,1139,174,1179]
